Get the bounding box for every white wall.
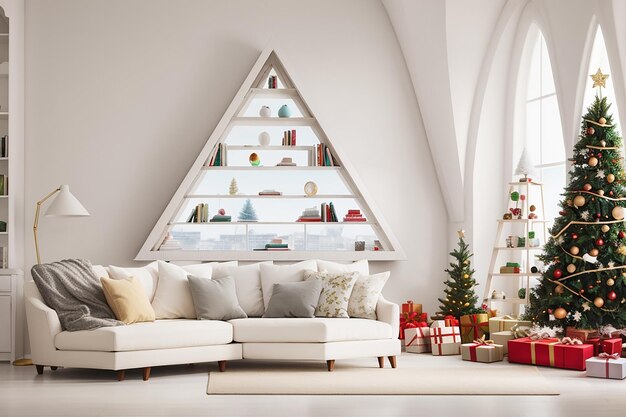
[23,0,448,311]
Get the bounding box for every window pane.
[527,35,541,100]
[540,164,566,226]
[540,96,565,164]
[540,37,555,95]
[526,100,541,162]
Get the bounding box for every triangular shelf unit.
[136,48,405,261]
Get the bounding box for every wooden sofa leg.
[50,366,58,371]
[117,370,126,381]
[377,356,385,368]
[143,367,151,381]
[388,356,397,368]
[35,365,44,375]
[327,360,335,372]
[218,361,227,372]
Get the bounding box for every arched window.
[517,25,565,225]
[582,26,621,134]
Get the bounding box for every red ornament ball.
[218,208,226,215]
[571,233,578,240]
[547,309,553,314]
[588,284,594,289]
[610,191,615,196]
[608,291,618,301]
[559,210,567,215]
[583,183,592,191]
[598,153,603,158]
[596,238,605,246]
[619,231,625,239]
[553,269,563,279]
[597,213,602,218]
[587,127,595,135]
[580,289,585,294]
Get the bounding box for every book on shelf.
[259,189,282,196]
[0,135,7,158]
[315,144,339,167]
[268,75,277,89]
[277,157,296,166]
[207,143,225,167]
[210,215,232,222]
[343,209,367,222]
[187,203,210,223]
[297,207,322,222]
[265,243,288,249]
[320,202,338,222]
[282,129,297,146]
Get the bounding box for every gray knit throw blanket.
[31,259,123,331]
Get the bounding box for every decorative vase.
[249,152,261,166]
[258,131,271,146]
[278,104,291,118]
[259,106,271,117]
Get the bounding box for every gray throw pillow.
[188,275,247,321]
[262,280,323,318]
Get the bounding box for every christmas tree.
[229,178,239,195]
[238,199,258,221]
[437,230,481,317]
[525,69,626,328]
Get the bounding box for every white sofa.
[25,280,400,380]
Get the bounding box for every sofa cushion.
[316,259,369,275]
[152,261,208,319]
[230,317,392,343]
[54,319,233,352]
[177,261,238,279]
[348,271,390,319]
[188,275,247,320]
[108,262,159,301]
[262,280,323,318]
[305,270,358,318]
[227,262,271,317]
[260,260,317,308]
[100,276,156,324]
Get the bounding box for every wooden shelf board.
[497,219,550,223]
[169,221,374,226]
[494,246,544,251]
[489,273,542,277]
[184,194,355,199]
[507,181,543,186]
[230,117,316,127]
[248,88,299,99]
[226,145,314,151]
[489,298,527,304]
[202,166,340,171]
[140,249,403,262]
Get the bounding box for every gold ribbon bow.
[529,331,552,341]
[510,324,531,339]
[501,314,517,320]
[560,337,582,345]
[472,336,494,345]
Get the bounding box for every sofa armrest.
[376,296,399,339]
[24,281,63,364]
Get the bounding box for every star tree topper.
[591,68,609,89]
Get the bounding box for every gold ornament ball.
[590,248,600,257]
[573,195,586,207]
[594,297,605,308]
[530,205,536,212]
[607,174,615,183]
[566,264,576,273]
[601,225,610,233]
[599,117,607,125]
[612,206,625,220]
[555,285,565,294]
[463,260,469,265]
[588,157,599,167]
[607,278,615,286]
[554,307,568,319]
[598,189,605,196]
[463,274,469,279]
[570,246,580,255]
[463,302,469,307]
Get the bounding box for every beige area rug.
[207,366,559,395]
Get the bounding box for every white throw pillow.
[91,265,110,279]
[260,260,318,308]
[227,262,272,317]
[108,262,159,301]
[348,271,390,319]
[174,261,238,279]
[305,270,359,318]
[151,261,211,319]
[317,259,369,276]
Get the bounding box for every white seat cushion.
[54,319,233,352]
[230,318,392,343]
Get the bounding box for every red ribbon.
[599,352,620,378]
[406,327,429,347]
[399,312,428,339]
[461,314,489,339]
[444,315,459,326]
[430,327,460,344]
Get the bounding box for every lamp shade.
[44,185,89,217]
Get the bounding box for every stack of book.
[282,130,296,146]
[276,157,296,166]
[343,209,367,222]
[255,238,290,251]
[259,189,282,196]
[320,202,338,222]
[187,203,209,223]
[207,143,225,166]
[210,214,232,222]
[296,207,322,222]
[268,75,277,89]
[159,234,182,251]
[0,135,7,158]
[315,143,338,166]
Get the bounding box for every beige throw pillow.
[101,276,155,324]
[347,271,390,319]
[304,270,358,318]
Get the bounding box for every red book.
[348,209,361,214]
[292,129,296,146]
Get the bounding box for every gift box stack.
[508,336,594,370]
[461,337,504,363]
[430,316,461,356]
[459,313,490,344]
[399,300,423,341]
[489,315,531,355]
[405,323,431,353]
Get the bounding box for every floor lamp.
[33,184,89,265]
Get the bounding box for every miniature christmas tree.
[238,199,258,221]
[515,147,536,181]
[229,178,239,195]
[437,230,481,317]
[525,69,626,328]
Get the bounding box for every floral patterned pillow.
[347,271,390,319]
[304,270,359,318]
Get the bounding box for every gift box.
[431,315,459,328]
[429,326,461,344]
[460,313,489,343]
[491,331,515,355]
[405,326,431,353]
[402,300,422,315]
[432,342,461,356]
[461,341,504,363]
[488,315,531,334]
[602,338,623,355]
[399,312,428,340]
[508,337,594,370]
[586,353,626,379]
[566,327,599,343]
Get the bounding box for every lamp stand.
[33,187,61,265]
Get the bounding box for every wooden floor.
[1,352,625,417]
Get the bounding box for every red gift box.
[399,312,427,340]
[402,300,422,315]
[443,315,459,327]
[508,337,594,370]
[585,337,622,356]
